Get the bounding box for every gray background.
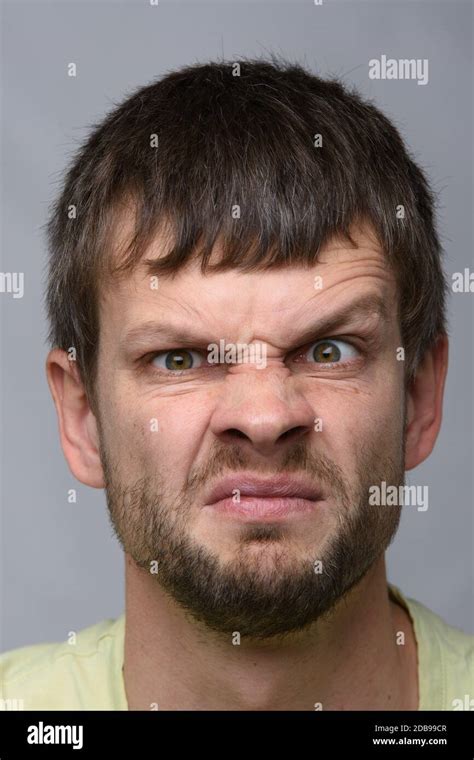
[1,0,472,649]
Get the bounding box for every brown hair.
[45,55,448,405]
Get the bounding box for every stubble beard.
[99,424,405,641]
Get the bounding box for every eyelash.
[141,338,365,375]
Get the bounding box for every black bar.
[0,710,472,757]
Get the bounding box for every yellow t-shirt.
[1,583,473,710]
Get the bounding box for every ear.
[46,348,105,487]
[405,334,449,471]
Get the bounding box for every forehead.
[100,213,397,342]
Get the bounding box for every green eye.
[312,341,341,363]
[308,340,358,364]
[166,350,193,370]
[152,349,204,371]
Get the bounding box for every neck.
[123,554,418,711]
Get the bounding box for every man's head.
[45,57,448,640]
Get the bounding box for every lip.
[203,473,324,521]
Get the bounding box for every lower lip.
[204,496,320,521]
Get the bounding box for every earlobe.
[404,335,449,471]
[46,348,105,488]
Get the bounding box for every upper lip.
[204,473,323,505]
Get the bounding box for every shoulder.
[409,595,473,699]
[390,584,474,710]
[0,615,126,710]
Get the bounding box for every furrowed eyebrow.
[120,293,391,351]
[289,292,391,346]
[120,322,213,350]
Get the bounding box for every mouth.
[203,473,325,522]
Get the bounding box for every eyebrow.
[288,292,392,346]
[120,292,391,351]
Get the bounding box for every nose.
[209,370,315,456]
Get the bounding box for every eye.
[305,339,359,364]
[151,349,205,371]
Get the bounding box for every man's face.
[95,221,405,639]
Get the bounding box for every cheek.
[311,378,404,465]
[108,388,213,474]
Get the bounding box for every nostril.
[279,426,308,442]
[225,428,249,440]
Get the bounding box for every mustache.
[185,440,350,503]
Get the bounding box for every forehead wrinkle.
[112,245,396,349]
[119,289,393,357]
[281,290,393,345]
